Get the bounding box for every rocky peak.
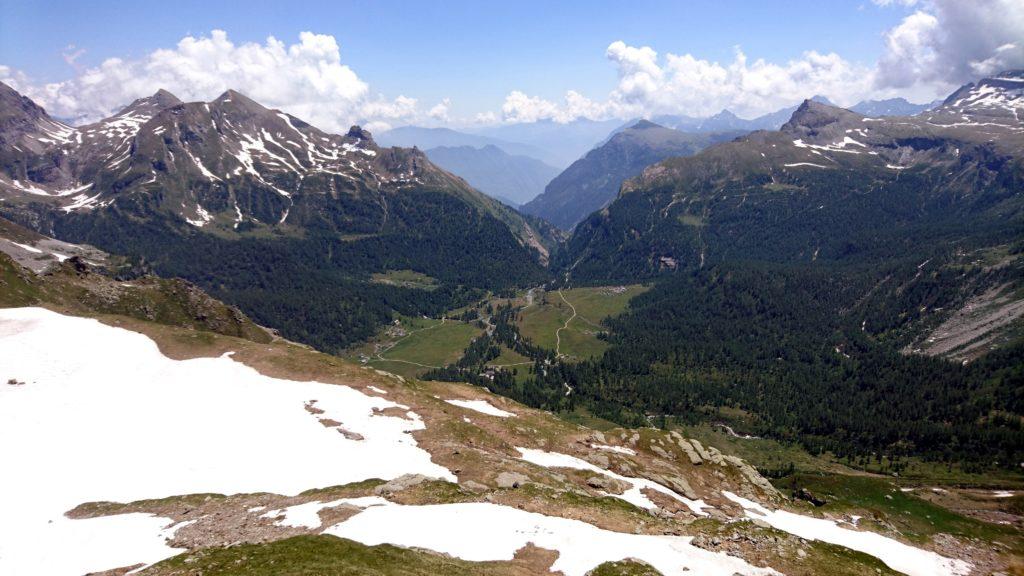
[212,89,272,119]
[940,70,1024,112]
[781,99,862,135]
[346,125,374,142]
[630,119,662,130]
[108,89,183,121]
[0,81,51,145]
[0,81,47,123]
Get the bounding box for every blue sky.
[1,0,1020,129]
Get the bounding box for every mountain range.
[538,71,1024,473]
[1,41,1023,576]
[522,120,743,230]
[423,144,560,206]
[0,82,554,351]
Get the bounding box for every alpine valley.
[1,50,1023,576]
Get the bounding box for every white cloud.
[494,0,1024,124]
[499,43,871,123]
[428,98,451,122]
[1,30,430,132]
[871,0,919,7]
[473,111,498,124]
[5,2,1022,130]
[876,0,1024,91]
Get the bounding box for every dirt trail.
[374,318,447,368]
[555,290,577,358]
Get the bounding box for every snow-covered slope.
[0,306,451,574]
[0,303,979,576]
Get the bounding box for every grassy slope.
[775,473,1022,552]
[516,285,649,359]
[148,535,544,576]
[370,269,439,290]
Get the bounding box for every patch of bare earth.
[909,283,1024,361]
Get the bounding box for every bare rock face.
[495,471,530,489]
[586,475,631,493]
[373,474,432,496]
[723,455,781,498]
[688,439,713,463]
[669,432,703,465]
[654,474,699,501]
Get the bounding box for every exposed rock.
[373,474,432,496]
[793,487,827,507]
[679,440,703,465]
[495,471,530,489]
[650,444,672,460]
[689,439,712,461]
[586,452,610,469]
[705,445,726,465]
[586,475,631,493]
[461,480,489,493]
[655,474,698,500]
[724,455,781,497]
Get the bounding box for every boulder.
[495,471,530,489]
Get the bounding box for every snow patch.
[326,501,778,576]
[8,240,42,254]
[0,307,453,575]
[446,398,515,418]
[262,496,389,529]
[722,491,970,576]
[517,447,709,516]
[590,443,637,456]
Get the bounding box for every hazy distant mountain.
[648,96,836,134]
[850,97,936,116]
[521,120,741,230]
[424,145,560,206]
[376,126,550,163]
[468,118,624,169]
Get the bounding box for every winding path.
[374,318,447,368]
[555,290,577,358]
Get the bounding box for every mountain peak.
[0,81,47,119]
[151,89,182,105]
[110,89,182,121]
[781,99,861,133]
[213,89,267,112]
[938,70,1024,117]
[347,125,374,141]
[629,119,662,130]
[992,69,1024,80]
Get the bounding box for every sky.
[2,0,1023,132]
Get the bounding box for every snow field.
[0,307,452,575]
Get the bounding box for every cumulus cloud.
[428,98,451,122]
[499,43,871,123]
[1,30,427,132]
[875,0,1024,90]
[496,0,1024,124]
